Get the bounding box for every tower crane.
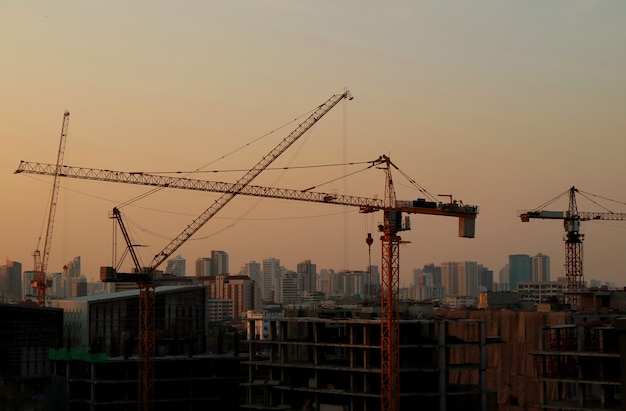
[17,155,478,411]
[518,186,626,308]
[61,89,350,411]
[31,111,70,307]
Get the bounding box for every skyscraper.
[195,257,211,276]
[0,259,22,300]
[509,254,531,291]
[531,253,550,282]
[297,259,317,293]
[422,263,442,285]
[441,262,460,296]
[262,258,281,302]
[211,250,229,275]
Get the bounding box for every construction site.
[4,91,626,411]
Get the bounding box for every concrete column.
[480,321,487,411]
[439,321,447,411]
[614,318,626,411]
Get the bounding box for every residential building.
[195,257,211,276]
[199,274,255,320]
[531,253,550,282]
[262,258,281,302]
[211,250,229,275]
[297,259,317,293]
[276,272,300,305]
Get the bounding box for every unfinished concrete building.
[52,354,244,411]
[243,313,500,411]
[532,321,621,410]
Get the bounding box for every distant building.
[342,271,368,296]
[0,259,22,300]
[422,263,442,285]
[276,272,300,305]
[442,261,493,297]
[195,257,211,276]
[166,254,186,277]
[262,258,281,302]
[441,262,460,295]
[297,259,317,293]
[211,250,229,275]
[412,268,422,286]
[509,254,531,290]
[518,280,564,304]
[66,256,81,278]
[498,264,509,291]
[406,284,445,301]
[198,274,255,320]
[531,253,550,282]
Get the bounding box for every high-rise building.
[509,254,531,291]
[297,259,317,293]
[531,253,550,282]
[241,261,262,308]
[342,271,368,296]
[367,265,380,295]
[211,250,229,275]
[166,254,186,277]
[422,263,442,285]
[412,268,422,286]
[276,272,300,304]
[198,274,255,319]
[66,256,81,278]
[441,262,460,296]
[498,264,510,291]
[262,258,281,302]
[442,261,493,297]
[0,259,22,300]
[195,257,211,276]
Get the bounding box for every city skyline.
[2,2,626,287]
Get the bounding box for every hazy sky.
[2,1,626,287]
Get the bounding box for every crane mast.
[33,111,70,306]
[379,155,405,411]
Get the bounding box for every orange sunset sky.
[1,1,626,286]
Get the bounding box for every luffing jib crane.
[518,186,626,308]
[17,154,478,411]
[31,111,70,307]
[106,89,351,411]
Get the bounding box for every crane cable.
[115,105,321,209]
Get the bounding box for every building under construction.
[533,321,621,410]
[243,310,501,411]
